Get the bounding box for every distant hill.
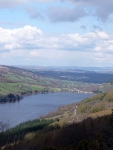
[33,70,113,84]
[17,66,113,72]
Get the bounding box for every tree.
[0,121,9,132]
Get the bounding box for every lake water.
[0,92,93,128]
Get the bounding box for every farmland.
[0,66,55,96]
[0,65,113,97]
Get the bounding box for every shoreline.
[0,90,94,104]
[0,92,93,129]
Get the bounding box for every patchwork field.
[0,65,113,96]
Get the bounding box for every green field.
[1,65,113,96]
[0,69,61,95]
[0,66,47,95]
[0,82,46,95]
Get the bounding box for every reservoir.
[0,92,93,128]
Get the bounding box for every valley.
[0,66,88,96]
[0,65,113,149]
[0,65,113,100]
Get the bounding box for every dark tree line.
[0,93,22,103]
[0,119,54,147]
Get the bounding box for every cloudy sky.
[0,0,113,66]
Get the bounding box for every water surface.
[0,92,93,127]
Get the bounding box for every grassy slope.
[42,90,113,123]
[1,65,92,95]
[0,66,61,95]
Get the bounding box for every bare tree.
[0,121,9,132]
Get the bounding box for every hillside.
[34,70,113,84]
[0,65,47,95]
[0,91,113,150]
[43,90,113,123]
[0,65,68,98]
[0,65,113,101]
[28,67,113,93]
[0,65,92,96]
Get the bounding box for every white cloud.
[0,26,42,51]
[93,52,113,66]
[0,25,113,66]
[0,25,113,53]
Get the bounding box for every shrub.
[78,104,91,114]
[83,93,106,104]
[90,103,105,113]
[104,90,113,102]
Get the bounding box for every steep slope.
[43,90,113,123]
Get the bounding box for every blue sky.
[0,0,113,66]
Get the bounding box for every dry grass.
[88,108,112,118]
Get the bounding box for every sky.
[0,0,113,67]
